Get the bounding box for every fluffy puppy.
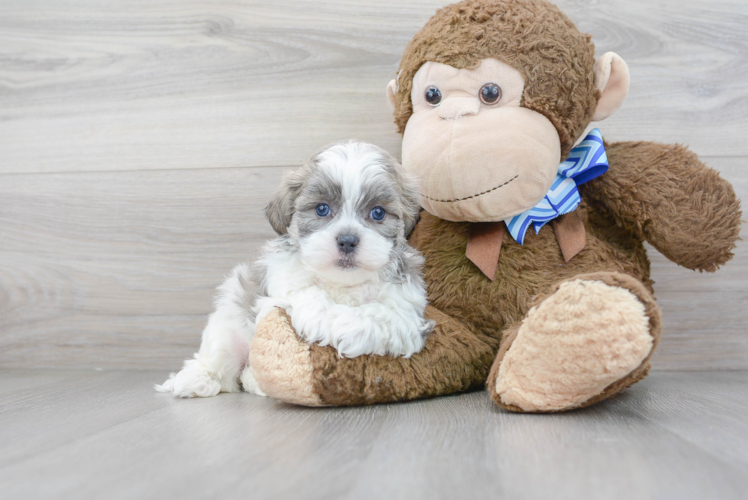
[156,141,434,398]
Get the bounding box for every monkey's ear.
[592,52,630,121]
[265,169,305,235]
[386,79,398,110]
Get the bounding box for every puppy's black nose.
[337,234,359,254]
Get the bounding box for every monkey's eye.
[316,203,330,217]
[370,206,386,221]
[479,83,502,105]
[424,86,442,106]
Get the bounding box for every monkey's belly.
[410,207,651,342]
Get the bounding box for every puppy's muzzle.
[337,234,359,255]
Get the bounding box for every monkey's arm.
[582,141,741,272]
[249,306,497,406]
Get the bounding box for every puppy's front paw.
[254,297,292,325]
[155,364,222,398]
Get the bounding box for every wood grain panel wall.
[1,0,747,173]
[0,0,746,370]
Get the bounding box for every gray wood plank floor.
[1,369,747,500]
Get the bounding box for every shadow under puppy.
[157,141,434,398]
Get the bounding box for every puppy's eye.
[479,83,502,105]
[316,203,330,217]
[370,206,386,221]
[424,86,442,106]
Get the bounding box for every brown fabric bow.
[465,210,586,281]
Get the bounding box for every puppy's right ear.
[265,169,305,234]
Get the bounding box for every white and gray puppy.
[156,141,434,398]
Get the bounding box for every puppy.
[156,141,434,398]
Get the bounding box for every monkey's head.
[386,0,630,222]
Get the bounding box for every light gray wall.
[0,0,746,370]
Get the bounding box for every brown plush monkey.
[248,0,741,412]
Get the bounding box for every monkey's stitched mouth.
[420,175,518,203]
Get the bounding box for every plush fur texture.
[584,141,742,271]
[156,141,433,398]
[410,203,653,346]
[401,58,565,223]
[251,305,498,406]
[391,0,598,158]
[245,0,741,412]
[248,139,738,409]
[250,308,321,406]
[493,278,653,412]
[488,271,663,412]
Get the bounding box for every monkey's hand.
[248,306,496,406]
[582,140,741,272]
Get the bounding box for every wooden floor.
[0,369,746,500]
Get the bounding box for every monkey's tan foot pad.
[249,306,498,407]
[487,272,662,413]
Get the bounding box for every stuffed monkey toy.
[248,0,741,412]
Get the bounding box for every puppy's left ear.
[265,168,305,235]
[380,152,421,237]
[398,170,422,238]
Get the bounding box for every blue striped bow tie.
[504,128,608,244]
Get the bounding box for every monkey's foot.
[488,272,662,413]
[249,307,497,406]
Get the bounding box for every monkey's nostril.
[337,234,359,254]
[437,98,480,119]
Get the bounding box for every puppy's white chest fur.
[314,279,379,306]
[254,245,432,359]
